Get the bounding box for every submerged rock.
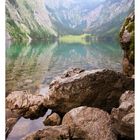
[120,12,135,77]
[43,113,61,126]
[111,90,134,139]
[6,91,47,119]
[62,106,117,140]
[44,69,134,115]
[23,125,70,140]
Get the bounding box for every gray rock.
[62,106,117,140]
[6,91,47,119]
[111,90,134,138]
[43,113,61,126]
[44,69,134,115]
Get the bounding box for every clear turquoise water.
[6,40,123,94]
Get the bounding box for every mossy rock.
[120,12,135,76]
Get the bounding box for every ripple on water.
[7,109,52,140]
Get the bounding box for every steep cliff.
[45,0,134,37]
[6,0,134,41]
[120,12,134,76]
[6,0,57,42]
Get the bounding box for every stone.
[23,107,117,140]
[120,12,134,77]
[44,69,134,115]
[62,67,85,78]
[6,91,47,119]
[23,125,70,140]
[62,106,117,140]
[111,90,134,139]
[43,113,61,126]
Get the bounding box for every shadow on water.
[6,39,123,95]
[6,39,123,139]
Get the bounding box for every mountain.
[6,0,134,41]
[45,0,134,37]
[6,0,57,42]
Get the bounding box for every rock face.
[44,69,134,115]
[6,91,47,119]
[6,0,57,41]
[62,106,117,140]
[111,90,134,139]
[120,12,135,77]
[23,125,70,140]
[45,0,134,36]
[43,113,61,126]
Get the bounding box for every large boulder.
[111,90,134,139]
[6,91,47,119]
[23,125,70,140]
[44,69,134,115]
[62,106,117,140]
[120,12,134,77]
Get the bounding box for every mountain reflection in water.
[6,40,123,95]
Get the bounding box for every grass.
[59,34,94,45]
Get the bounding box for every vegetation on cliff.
[6,0,57,42]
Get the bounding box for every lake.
[6,40,123,95]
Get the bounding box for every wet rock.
[62,106,117,140]
[111,90,134,139]
[6,91,47,119]
[43,113,61,126]
[44,69,134,115]
[120,12,134,77]
[23,125,70,140]
[6,109,20,137]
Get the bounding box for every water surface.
[7,110,52,140]
[6,40,123,94]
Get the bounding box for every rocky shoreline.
[6,68,134,140]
